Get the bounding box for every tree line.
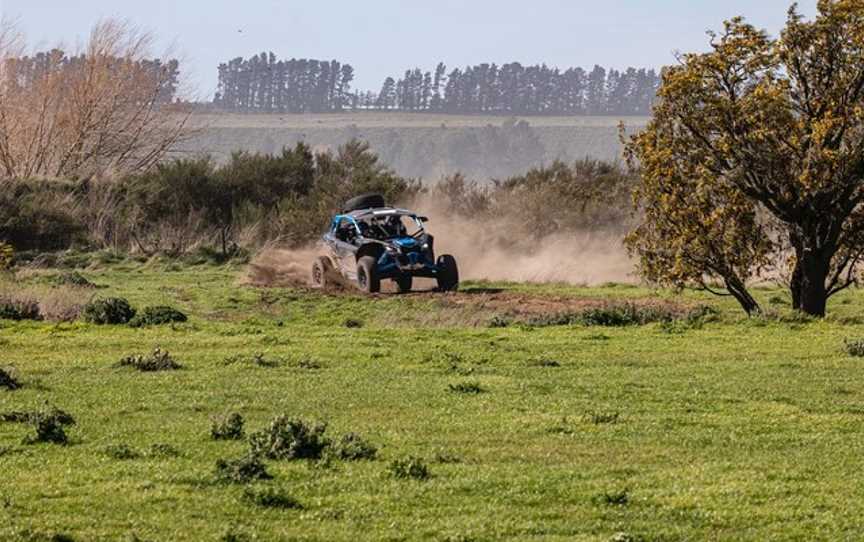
[212,53,660,115]
[213,53,356,113]
[4,50,180,105]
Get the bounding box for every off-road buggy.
[312,194,459,293]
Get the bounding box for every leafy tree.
[626,2,864,316]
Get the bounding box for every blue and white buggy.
[312,194,459,293]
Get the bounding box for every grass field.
[3,259,864,541]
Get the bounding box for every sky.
[0,0,819,100]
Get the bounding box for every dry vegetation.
[0,19,190,179]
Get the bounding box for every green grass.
[2,262,864,540]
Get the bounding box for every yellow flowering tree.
[626,1,864,316]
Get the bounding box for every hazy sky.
[1,0,818,99]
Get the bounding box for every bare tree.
[0,19,191,179]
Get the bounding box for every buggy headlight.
[422,243,429,251]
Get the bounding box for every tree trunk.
[724,275,761,316]
[792,246,831,317]
[790,260,802,310]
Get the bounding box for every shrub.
[293,356,322,370]
[330,432,377,461]
[845,339,864,357]
[528,358,561,368]
[579,305,651,327]
[147,443,181,458]
[546,417,577,435]
[104,443,140,460]
[214,454,272,484]
[0,242,12,269]
[448,381,485,394]
[219,526,252,542]
[242,486,302,509]
[222,353,283,368]
[83,297,136,325]
[129,306,188,327]
[488,315,511,328]
[526,304,684,328]
[0,367,21,390]
[587,412,620,425]
[118,348,182,371]
[248,416,329,460]
[343,318,363,328]
[388,456,430,481]
[211,413,245,440]
[432,450,462,464]
[23,406,76,445]
[594,489,630,506]
[54,271,96,288]
[0,298,41,321]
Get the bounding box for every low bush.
[845,339,864,357]
[211,413,245,440]
[579,305,663,327]
[242,486,302,509]
[448,381,485,394]
[293,356,323,370]
[222,353,283,368]
[214,454,272,484]
[53,271,96,288]
[0,367,21,390]
[587,412,620,425]
[147,443,181,458]
[526,303,687,328]
[594,489,630,506]
[103,443,140,460]
[0,298,41,321]
[0,241,12,269]
[528,358,561,368]
[83,297,136,325]
[22,405,76,445]
[118,348,182,371]
[432,450,462,464]
[330,432,377,461]
[129,306,188,327]
[546,417,577,435]
[488,315,511,328]
[388,456,430,481]
[248,416,329,460]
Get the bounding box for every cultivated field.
[2,258,864,541]
[185,113,649,179]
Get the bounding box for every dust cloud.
[245,199,635,288]
[242,246,320,288]
[413,195,635,285]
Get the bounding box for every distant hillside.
[183,113,649,180]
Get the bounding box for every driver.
[387,215,407,237]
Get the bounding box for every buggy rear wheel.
[311,256,333,288]
[356,256,381,293]
[436,254,459,292]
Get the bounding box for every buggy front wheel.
[436,255,459,292]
